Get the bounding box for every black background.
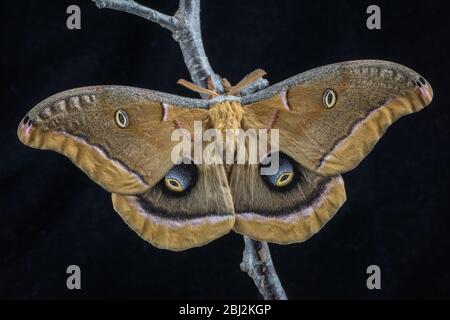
[1,0,449,299]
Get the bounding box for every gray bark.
[240,237,287,300]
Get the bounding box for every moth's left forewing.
[18,86,209,195]
[242,60,433,176]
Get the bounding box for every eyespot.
[323,89,337,109]
[165,178,184,192]
[275,171,294,187]
[163,163,198,194]
[114,109,129,128]
[260,153,296,190]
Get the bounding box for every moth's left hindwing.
[112,162,235,251]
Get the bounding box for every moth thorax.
[208,101,244,162]
[208,101,244,133]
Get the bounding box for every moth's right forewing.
[242,60,433,176]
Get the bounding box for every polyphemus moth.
[18,60,433,251]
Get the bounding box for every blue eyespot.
[164,163,197,193]
[261,153,295,188]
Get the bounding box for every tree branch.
[240,78,270,96]
[173,0,224,94]
[92,0,286,300]
[93,0,223,97]
[93,0,178,31]
[240,237,287,300]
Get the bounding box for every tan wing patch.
[18,126,148,195]
[112,193,234,251]
[18,86,209,195]
[230,161,346,244]
[112,163,235,251]
[243,61,433,176]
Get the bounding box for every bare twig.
[93,0,223,97]
[240,237,287,300]
[92,0,286,300]
[174,0,224,94]
[240,78,270,96]
[93,0,178,31]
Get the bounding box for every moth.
[18,60,433,251]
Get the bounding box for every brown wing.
[112,162,235,251]
[242,60,433,176]
[18,86,208,195]
[230,157,346,244]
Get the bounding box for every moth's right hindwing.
[230,157,346,244]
